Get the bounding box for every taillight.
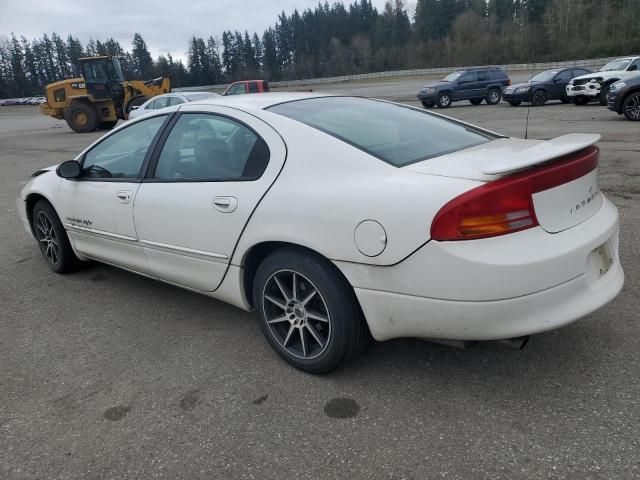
[431,146,599,241]
[506,79,512,86]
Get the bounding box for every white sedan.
[17,93,624,373]
[128,91,220,120]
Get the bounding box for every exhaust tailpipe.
[496,336,529,350]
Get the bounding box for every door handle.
[116,190,132,203]
[213,196,238,213]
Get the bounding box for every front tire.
[32,200,79,273]
[599,85,611,106]
[622,92,640,121]
[531,89,548,106]
[437,92,452,108]
[486,88,502,105]
[252,249,369,374]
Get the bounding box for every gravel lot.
[1,84,639,480]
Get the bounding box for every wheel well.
[25,193,50,235]
[242,242,356,310]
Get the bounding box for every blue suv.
[417,67,511,108]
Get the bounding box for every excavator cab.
[79,56,125,105]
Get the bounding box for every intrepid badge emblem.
[569,186,598,214]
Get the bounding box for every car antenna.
[524,70,534,139]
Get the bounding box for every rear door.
[475,70,492,97]
[132,105,286,291]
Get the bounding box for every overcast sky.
[1,0,405,61]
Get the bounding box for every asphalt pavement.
[1,89,639,480]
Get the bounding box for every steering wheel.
[87,164,112,178]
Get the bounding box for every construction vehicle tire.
[64,102,99,133]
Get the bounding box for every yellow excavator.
[40,55,171,133]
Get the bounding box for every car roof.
[186,92,330,110]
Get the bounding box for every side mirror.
[131,105,140,110]
[57,160,81,179]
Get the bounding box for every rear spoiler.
[483,134,601,175]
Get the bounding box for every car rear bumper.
[567,83,600,97]
[337,197,623,341]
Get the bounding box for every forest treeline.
[1,0,639,98]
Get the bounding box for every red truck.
[222,80,270,96]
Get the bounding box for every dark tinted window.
[476,71,490,81]
[154,113,269,181]
[248,82,259,93]
[268,97,493,167]
[459,72,476,83]
[555,70,573,81]
[490,69,506,79]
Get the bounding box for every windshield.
[268,97,494,167]
[531,70,558,82]
[600,59,631,71]
[443,72,462,82]
[110,58,125,82]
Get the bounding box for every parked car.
[222,80,270,96]
[566,56,640,105]
[503,67,592,106]
[17,94,623,373]
[128,91,220,119]
[417,67,511,108]
[607,76,640,121]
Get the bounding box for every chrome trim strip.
[139,239,229,261]
[65,223,138,242]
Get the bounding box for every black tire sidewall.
[532,89,547,106]
[32,200,77,273]
[252,249,363,373]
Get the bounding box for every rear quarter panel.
[232,112,481,266]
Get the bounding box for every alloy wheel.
[262,269,332,360]
[624,94,640,120]
[35,211,60,266]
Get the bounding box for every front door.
[132,106,286,291]
[57,114,168,273]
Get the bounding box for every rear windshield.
[267,97,494,167]
[184,92,219,101]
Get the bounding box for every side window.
[168,96,184,106]
[81,115,166,179]
[248,82,260,93]
[628,59,640,71]
[556,70,573,81]
[153,96,170,109]
[476,71,490,82]
[573,69,588,77]
[145,99,156,110]
[153,113,270,181]
[459,72,476,83]
[227,83,246,95]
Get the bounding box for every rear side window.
[476,71,490,81]
[490,69,505,79]
[268,97,494,167]
[248,82,259,93]
[459,72,476,83]
[168,96,184,106]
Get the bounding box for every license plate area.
[586,241,614,283]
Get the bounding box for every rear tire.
[531,89,548,107]
[437,92,452,108]
[486,88,501,105]
[508,101,521,107]
[32,200,79,274]
[64,102,98,133]
[469,98,483,105]
[622,92,640,121]
[252,249,369,374]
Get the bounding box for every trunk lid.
[408,134,602,234]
